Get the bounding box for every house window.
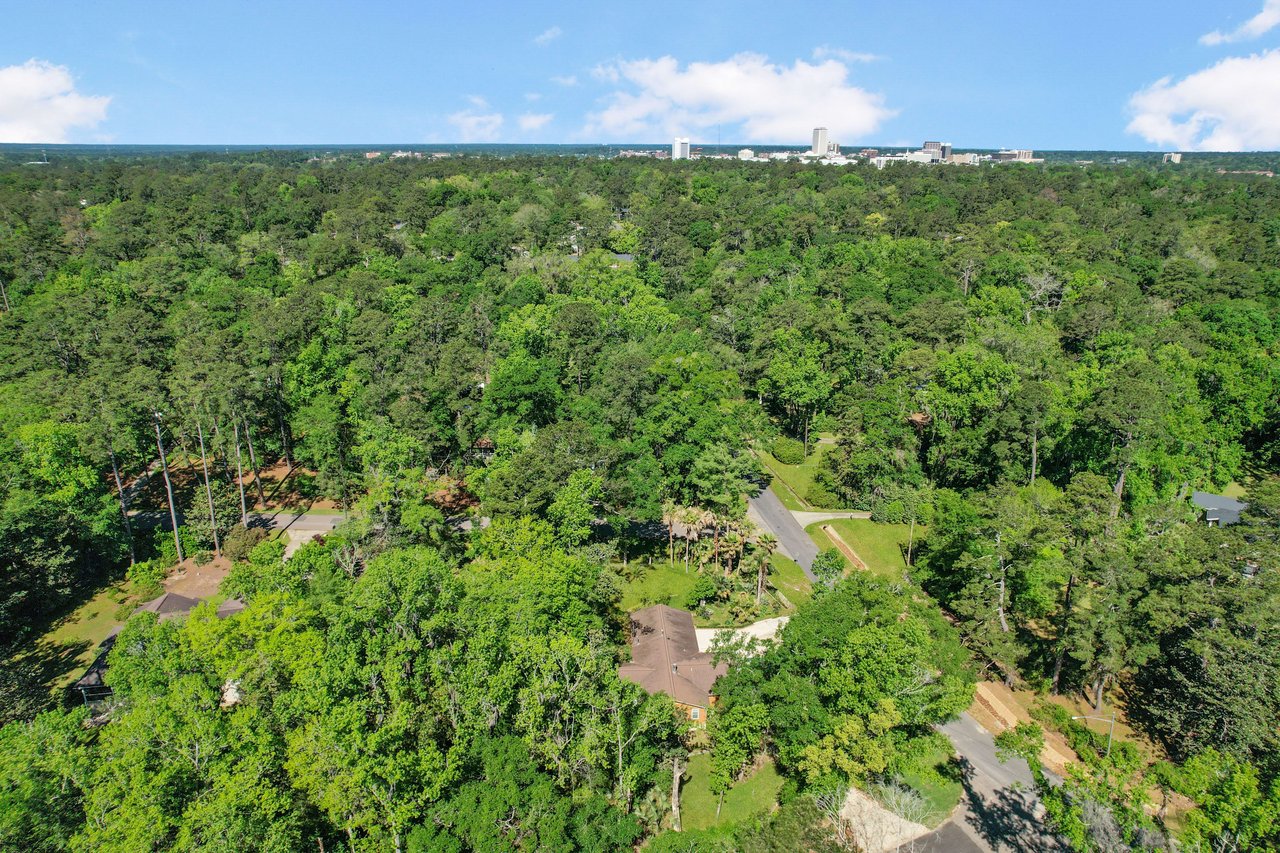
[690,708,701,720]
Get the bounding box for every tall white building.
[672,137,691,160]
[811,127,829,157]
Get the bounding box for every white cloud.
[534,26,562,46]
[448,108,504,142]
[812,45,880,63]
[1201,0,1280,45]
[466,94,489,108]
[1127,49,1280,150]
[517,112,553,132]
[525,92,542,102]
[0,59,110,143]
[583,52,895,142]
[551,74,578,86]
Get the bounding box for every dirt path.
[842,786,932,853]
[821,524,868,571]
[163,555,232,600]
[970,682,1077,776]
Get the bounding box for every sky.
[2,0,1280,150]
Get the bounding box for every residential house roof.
[1191,491,1248,526]
[618,604,727,709]
[136,592,204,620]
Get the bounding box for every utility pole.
[1071,713,1116,758]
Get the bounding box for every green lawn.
[770,553,812,607]
[681,753,782,830]
[804,518,920,583]
[894,737,964,828]
[620,556,809,627]
[757,447,856,513]
[619,559,701,613]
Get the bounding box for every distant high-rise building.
[941,142,953,159]
[1163,152,1182,164]
[812,127,829,157]
[672,137,691,160]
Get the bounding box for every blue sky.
[2,1,1280,150]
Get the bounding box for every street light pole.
[1071,713,1115,758]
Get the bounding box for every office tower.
[672,137,691,160]
[812,127,828,156]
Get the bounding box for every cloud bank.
[584,52,894,142]
[1128,49,1280,150]
[534,26,562,46]
[517,112,552,132]
[0,60,110,143]
[1201,0,1280,45]
[448,97,503,142]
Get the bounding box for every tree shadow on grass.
[0,636,92,725]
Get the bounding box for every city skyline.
[2,1,1280,150]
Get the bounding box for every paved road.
[131,509,345,532]
[748,487,818,579]
[790,509,872,526]
[911,714,1067,853]
[264,511,344,532]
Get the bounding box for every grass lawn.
[619,559,701,613]
[620,557,807,627]
[1,576,143,719]
[681,753,782,830]
[770,553,812,608]
[756,447,856,513]
[895,738,963,828]
[804,518,920,583]
[41,583,136,686]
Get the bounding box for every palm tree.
[661,499,678,564]
[676,506,706,571]
[754,532,778,607]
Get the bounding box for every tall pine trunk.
[108,445,136,565]
[1029,428,1039,485]
[1051,573,1076,695]
[671,755,682,832]
[242,417,267,507]
[154,415,184,562]
[196,418,221,558]
[233,421,248,528]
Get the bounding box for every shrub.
[812,548,844,587]
[871,498,906,524]
[222,538,300,601]
[805,482,841,508]
[126,559,167,600]
[772,437,806,465]
[153,527,203,567]
[223,525,269,563]
[686,575,719,610]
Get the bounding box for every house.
[1191,491,1248,526]
[71,593,247,707]
[618,605,727,722]
[135,592,203,621]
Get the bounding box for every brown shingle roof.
[136,592,203,620]
[619,605,726,709]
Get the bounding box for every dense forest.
[0,150,1277,851]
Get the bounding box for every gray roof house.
[1191,491,1248,526]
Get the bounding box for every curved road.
[748,484,1066,852]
